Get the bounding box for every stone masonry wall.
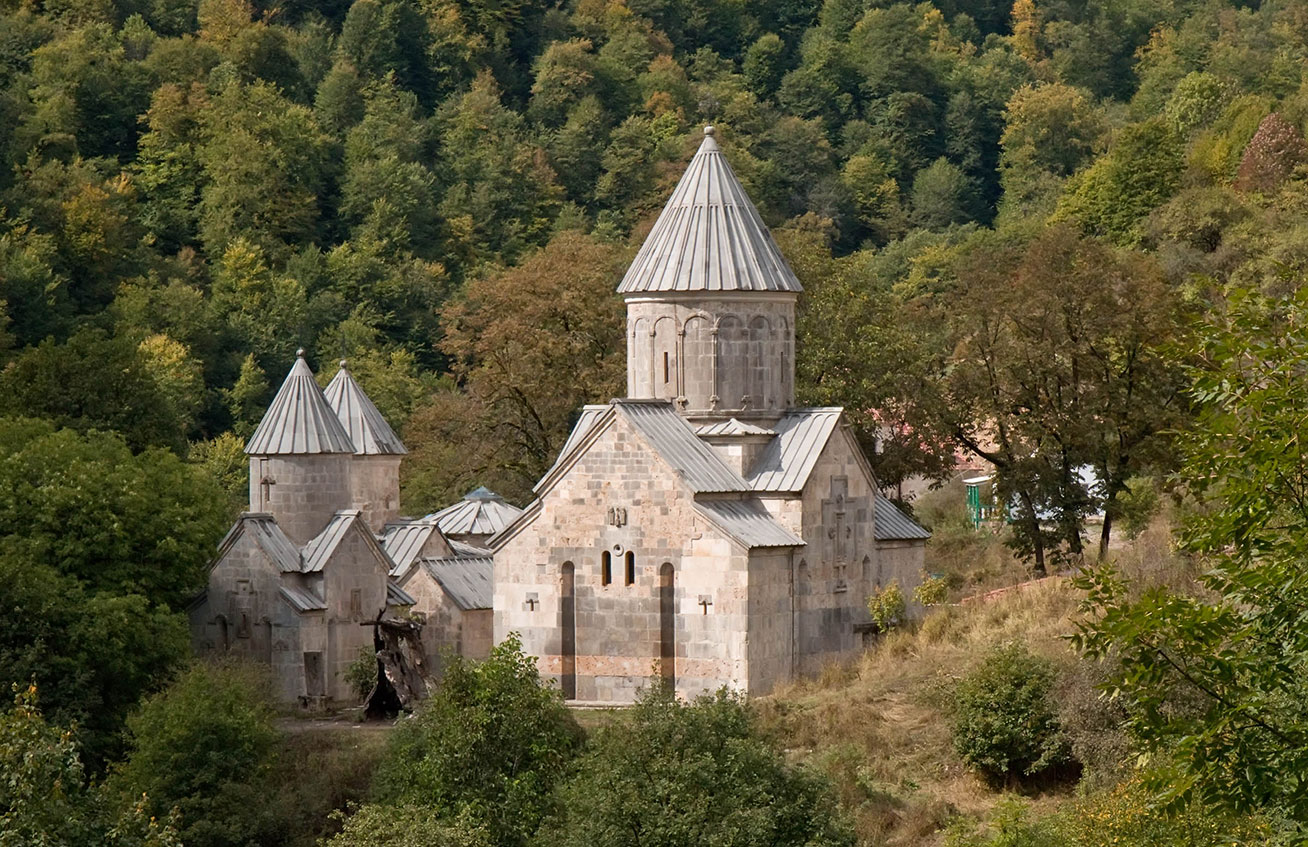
[349,454,402,533]
[494,412,755,703]
[191,532,308,702]
[248,454,352,546]
[319,527,391,702]
[626,295,796,418]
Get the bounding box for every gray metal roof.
[246,351,356,455]
[302,510,394,574]
[423,557,493,610]
[616,400,751,493]
[746,408,844,492]
[431,488,523,537]
[387,581,417,606]
[220,513,301,573]
[280,585,327,612]
[874,497,931,541]
[449,538,491,557]
[695,499,804,549]
[696,418,775,437]
[617,127,802,295]
[380,518,447,577]
[323,362,407,455]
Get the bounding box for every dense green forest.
[8,0,1308,843]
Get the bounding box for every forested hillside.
[4,0,1307,513]
[7,0,1308,844]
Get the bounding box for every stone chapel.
[189,356,497,704]
[190,126,928,707]
[491,127,929,704]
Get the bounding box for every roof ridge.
[246,350,357,455]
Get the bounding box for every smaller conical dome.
[245,350,356,455]
[617,126,803,295]
[323,361,407,455]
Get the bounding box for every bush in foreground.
[951,644,1073,783]
[110,662,281,847]
[538,684,854,847]
[371,634,581,847]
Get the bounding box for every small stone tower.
[245,350,356,546]
[323,361,407,533]
[618,126,802,422]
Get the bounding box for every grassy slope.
[756,578,1087,847]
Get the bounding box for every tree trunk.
[1098,510,1113,561]
[1019,489,1046,577]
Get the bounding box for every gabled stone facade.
[491,128,929,704]
[190,355,492,705]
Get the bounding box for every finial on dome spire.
[339,359,348,370]
[296,348,306,358]
[704,125,715,137]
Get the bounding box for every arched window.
[625,551,636,586]
[601,551,612,586]
[561,562,576,700]
[659,563,675,686]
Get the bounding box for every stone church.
[491,127,928,704]
[190,126,928,706]
[189,356,497,704]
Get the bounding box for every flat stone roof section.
[617,126,803,295]
[246,350,356,455]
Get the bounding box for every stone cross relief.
[257,458,275,509]
[698,595,713,614]
[822,477,867,592]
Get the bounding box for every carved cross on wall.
[698,595,713,614]
[257,458,275,509]
[524,593,539,612]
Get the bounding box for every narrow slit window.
[625,551,635,586]
[601,551,612,586]
[663,351,670,383]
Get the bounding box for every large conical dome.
[617,126,802,295]
[245,350,356,455]
[323,361,407,455]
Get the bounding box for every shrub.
[110,662,281,847]
[1057,775,1272,846]
[323,804,490,847]
[538,684,854,847]
[867,581,906,632]
[370,634,582,847]
[0,683,185,847]
[950,644,1072,783]
[1116,476,1161,540]
[344,645,378,701]
[942,796,1061,847]
[913,573,949,607]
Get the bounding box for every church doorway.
[659,563,675,688]
[561,562,576,700]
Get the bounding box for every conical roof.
[323,361,407,455]
[430,487,523,537]
[617,126,802,295]
[245,350,356,455]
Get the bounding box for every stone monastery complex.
[189,127,929,706]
